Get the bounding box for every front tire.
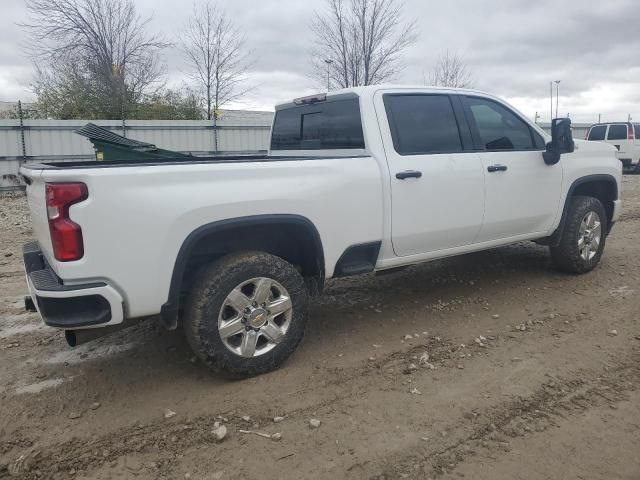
[184,251,309,378]
[550,195,607,274]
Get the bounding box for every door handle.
[487,165,508,173]
[396,170,422,180]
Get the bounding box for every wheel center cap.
[248,309,268,328]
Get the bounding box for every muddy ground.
[0,178,639,480]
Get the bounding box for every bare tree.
[22,0,168,118]
[181,2,251,121]
[428,50,474,88]
[311,0,417,90]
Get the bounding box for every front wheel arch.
[538,174,618,247]
[550,195,608,274]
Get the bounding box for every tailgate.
[21,170,54,261]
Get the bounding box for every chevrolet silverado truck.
[19,86,622,377]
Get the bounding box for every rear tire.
[184,251,309,378]
[550,195,607,274]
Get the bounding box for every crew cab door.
[461,96,563,242]
[376,91,485,256]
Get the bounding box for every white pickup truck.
[20,86,622,377]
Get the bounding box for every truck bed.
[20,154,356,170]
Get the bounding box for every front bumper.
[23,241,124,329]
[620,158,637,170]
[611,199,622,223]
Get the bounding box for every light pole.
[324,59,333,92]
[554,80,561,119]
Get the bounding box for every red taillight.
[45,183,88,262]
[628,125,635,140]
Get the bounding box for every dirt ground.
[1,178,639,480]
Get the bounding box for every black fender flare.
[160,214,325,329]
[542,174,618,247]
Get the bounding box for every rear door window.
[465,97,535,150]
[383,94,463,155]
[607,124,627,140]
[271,98,365,150]
[587,125,607,141]
[635,125,640,139]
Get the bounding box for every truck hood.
[573,139,618,156]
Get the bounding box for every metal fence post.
[213,114,218,153]
[18,100,27,159]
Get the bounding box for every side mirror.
[543,118,574,165]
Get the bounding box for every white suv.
[586,122,640,171]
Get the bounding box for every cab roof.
[275,84,502,111]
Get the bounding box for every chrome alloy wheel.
[218,277,293,358]
[578,211,602,261]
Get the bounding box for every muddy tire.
[184,251,309,378]
[550,195,607,274]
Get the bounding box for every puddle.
[15,378,65,395]
[45,341,137,365]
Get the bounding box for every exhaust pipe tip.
[64,318,140,348]
[65,330,78,347]
[64,328,107,347]
[24,295,37,313]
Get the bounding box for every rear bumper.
[23,241,124,329]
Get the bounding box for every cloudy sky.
[1,0,638,123]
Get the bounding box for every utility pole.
[598,113,601,123]
[324,59,333,92]
[554,80,561,119]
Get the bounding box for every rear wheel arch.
[161,215,325,329]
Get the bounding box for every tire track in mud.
[1,320,536,478]
[4,309,636,479]
[0,271,22,280]
[0,335,459,478]
[371,348,640,479]
[618,210,640,223]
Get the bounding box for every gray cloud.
[1,0,639,123]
